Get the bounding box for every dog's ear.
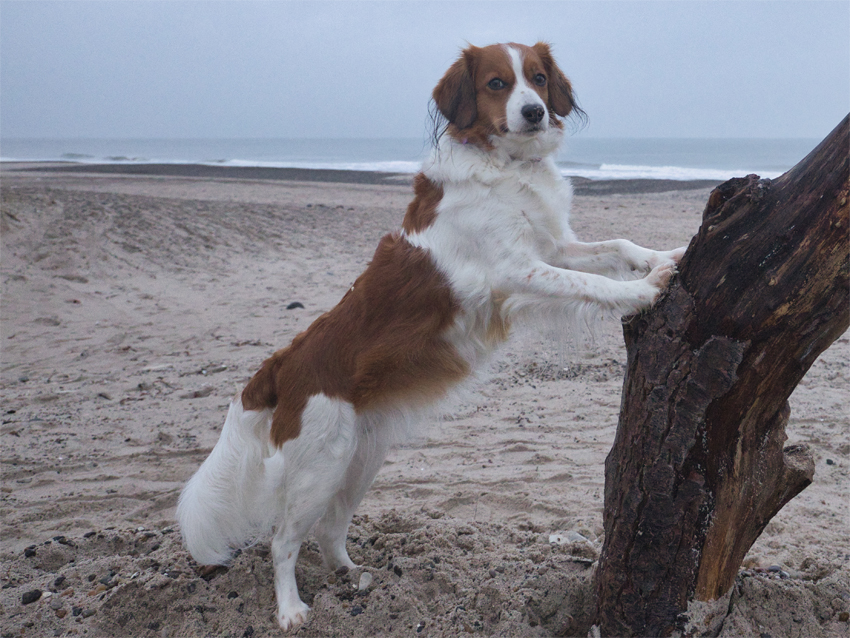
[433,48,478,129]
[532,42,576,118]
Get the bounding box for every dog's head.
[433,42,582,157]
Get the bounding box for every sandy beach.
[1,163,847,637]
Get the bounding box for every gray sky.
[1,1,848,140]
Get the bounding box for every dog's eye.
[533,73,547,87]
[487,78,507,90]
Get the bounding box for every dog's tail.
[177,399,278,566]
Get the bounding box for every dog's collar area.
[445,135,546,172]
[510,153,544,164]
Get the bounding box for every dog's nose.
[521,104,545,124]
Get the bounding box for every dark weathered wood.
[594,115,849,637]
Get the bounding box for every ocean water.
[0,136,820,181]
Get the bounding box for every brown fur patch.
[432,49,478,129]
[530,42,576,119]
[433,44,514,148]
[241,234,468,447]
[402,173,444,234]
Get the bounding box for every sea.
[0,137,820,181]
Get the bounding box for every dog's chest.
[489,169,571,248]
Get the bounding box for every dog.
[177,41,685,632]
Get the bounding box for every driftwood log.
[593,115,849,637]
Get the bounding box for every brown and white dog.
[178,42,685,632]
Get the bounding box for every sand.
[0,163,847,637]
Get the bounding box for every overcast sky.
[1,1,847,140]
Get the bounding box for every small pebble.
[287,302,305,310]
[82,608,96,618]
[22,590,42,605]
[351,605,363,616]
[838,611,849,622]
[55,608,67,619]
[548,531,590,545]
[358,572,373,591]
[826,458,835,465]
[24,547,36,558]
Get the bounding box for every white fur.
[179,44,686,634]
[504,45,548,135]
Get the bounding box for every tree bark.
[593,115,849,637]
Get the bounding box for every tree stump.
[593,115,849,637]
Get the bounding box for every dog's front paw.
[278,600,310,633]
[644,262,676,305]
[621,262,675,316]
[629,262,676,312]
[645,246,686,271]
[666,245,687,265]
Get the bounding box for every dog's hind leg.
[268,393,358,633]
[314,424,391,570]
